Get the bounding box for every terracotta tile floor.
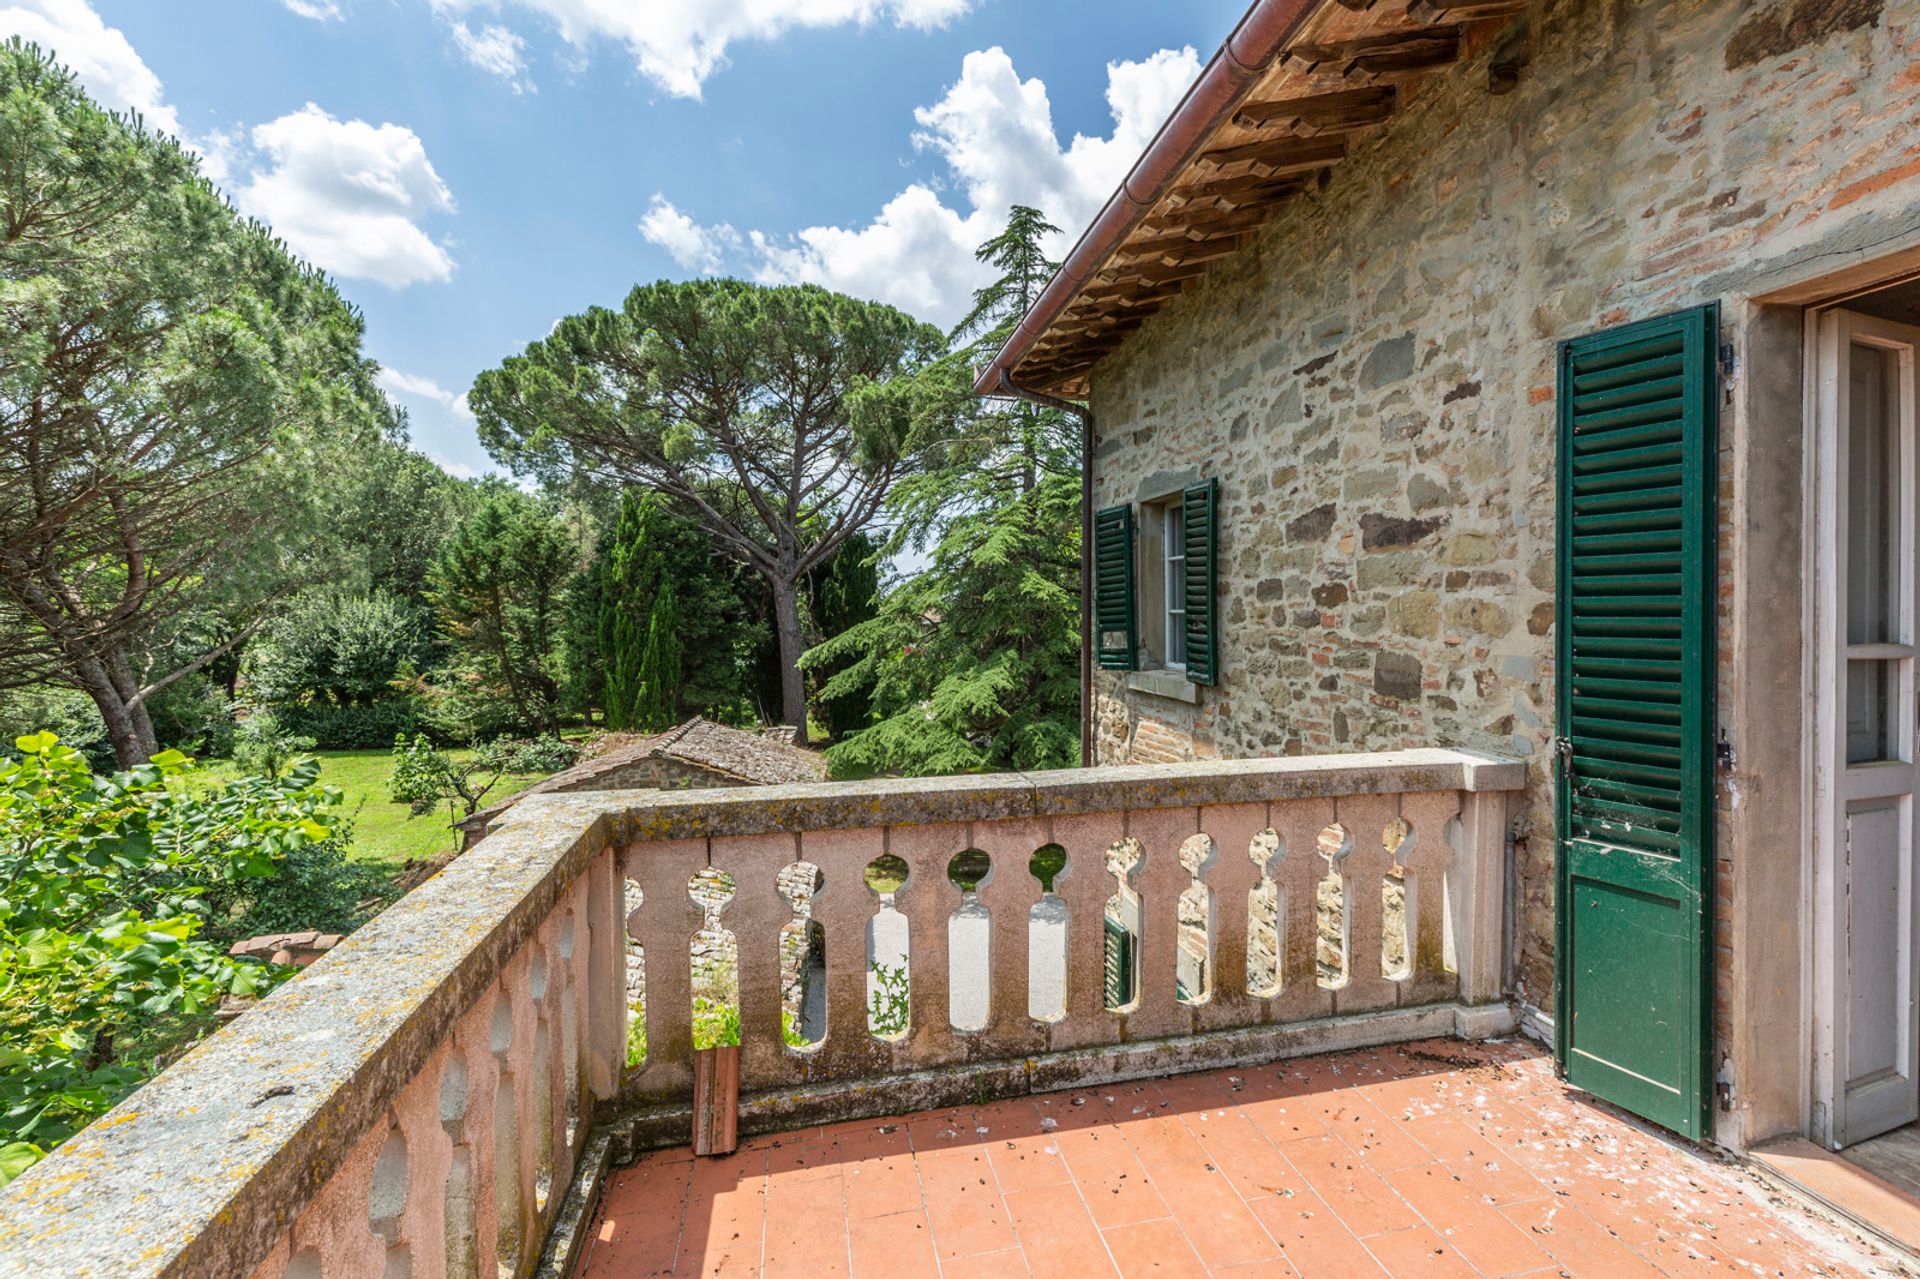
[576,1039,1911,1278]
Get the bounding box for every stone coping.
[519,747,1526,845]
[0,748,1522,1279]
[0,801,616,1279]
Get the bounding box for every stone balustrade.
[0,748,1522,1279]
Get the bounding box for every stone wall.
[1085,0,1920,1009]
[562,756,747,793]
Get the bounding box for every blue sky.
[3,0,1246,476]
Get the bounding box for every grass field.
[195,748,554,871]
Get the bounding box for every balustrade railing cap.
[557,747,1526,843]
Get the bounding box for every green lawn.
[195,748,554,871]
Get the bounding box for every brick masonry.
[1084,0,1920,1011]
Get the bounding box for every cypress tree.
[634,580,683,731]
[599,493,663,731]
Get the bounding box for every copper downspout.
[969,0,1320,399]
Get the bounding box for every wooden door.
[1819,309,1920,1148]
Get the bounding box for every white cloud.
[376,367,475,420]
[640,195,741,274]
[654,45,1201,329]
[236,104,457,287]
[0,0,182,137]
[449,20,533,92]
[378,372,495,478]
[282,0,343,19]
[427,0,975,98]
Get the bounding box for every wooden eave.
[1006,0,1523,398]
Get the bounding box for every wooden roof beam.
[1283,26,1462,84]
[1141,202,1282,238]
[1098,258,1213,286]
[1407,0,1527,20]
[1113,230,1252,263]
[1232,85,1396,136]
[1077,278,1189,307]
[1166,171,1309,206]
[1196,134,1349,172]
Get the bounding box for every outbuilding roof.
[456,718,828,839]
[972,0,1525,402]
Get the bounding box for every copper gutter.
[970,0,1322,400]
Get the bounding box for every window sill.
[1125,669,1199,704]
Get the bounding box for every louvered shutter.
[1103,914,1135,1009]
[1182,479,1220,685]
[1554,303,1718,1140]
[1094,504,1136,671]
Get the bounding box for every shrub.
[0,733,340,1184]
[0,688,112,772]
[145,674,235,757]
[388,734,578,847]
[198,815,394,947]
[231,712,317,780]
[247,590,430,709]
[493,735,578,775]
[274,699,425,749]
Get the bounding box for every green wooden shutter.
[1182,479,1220,685]
[1094,504,1136,671]
[1554,303,1718,1141]
[1103,914,1135,1009]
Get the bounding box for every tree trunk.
[770,574,808,738]
[70,653,159,767]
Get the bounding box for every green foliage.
[144,675,236,759]
[269,699,426,750]
[0,733,341,1181]
[338,442,470,608]
[625,1002,647,1068]
[809,533,881,741]
[231,713,318,781]
[690,995,741,1051]
[496,735,579,775]
[598,493,649,729]
[426,486,578,737]
[633,583,683,732]
[804,207,1082,776]
[868,961,910,1039]
[248,591,429,710]
[195,818,393,948]
[588,490,773,729]
[0,41,396,766]
[388,733,496,823]
[471,278,947,728]
[0,688,112,773]
[561,528,610,721]
[387,732,576,847]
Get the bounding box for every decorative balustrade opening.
[1028,843,1069,1024]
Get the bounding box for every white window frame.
[1163,500,1186,671]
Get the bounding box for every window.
[1091,479,1217,684]
[1164,500,1186,669]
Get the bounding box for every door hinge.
[1553,736,1575,780]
